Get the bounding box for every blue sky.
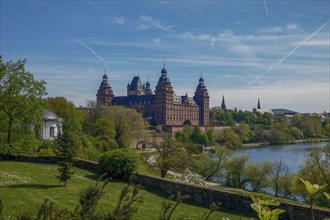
[1,0,329,113]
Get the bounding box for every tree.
[101,106,148,147]
[55,132,75,187]
[195,146,231,180]
[246,161,272,192]
[295,146,330,206]
[155,135,191,178]
[324,124,330,139]
[0,57,47,146]
[104,183,141,220]
[91,116,116,140]
[76,180,107,219]
[98,149,137,179]
[270,160,290,197]
[224,155,249,188]
[232,123,252,143]
[218,128,242,149]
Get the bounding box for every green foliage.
[90,116,116,140]
[76,180,107,219]
[155,136,191,177]
[101,106,148,148]
[47,97,83,133]
[175,131,189,144]
[300,178,328,220]
[201,203,220,220]
[103,183,142,220]
[292,116,323,138]
[324,124,330,139]
[250,196,285,220]
[269,160,293,198]
[295,146,330,206]
[224,155,249,188]
[190,126,209,146]
[0,199,4,220]
[0,56,47,148]
[246,161,272,192]
[55,133,75,187]
[215,110,235,126]
[218,128,242,149]
[0,161,250,220]
[232,123,252,143]
[98,149,137,179]
[191,147,231,180]
[158,193,189,220]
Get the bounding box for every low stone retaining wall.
[1,155,329,220]
[133,173,330,220]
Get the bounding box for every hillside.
[0,161,254,219]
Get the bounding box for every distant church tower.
[221,95,226,110]
[194,74,210,125]
[257,98,261,109]
[96,69,114,106]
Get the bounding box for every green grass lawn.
[0,161,254,219]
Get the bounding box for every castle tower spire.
[96,68,114,106]
[257,98,261,109]
[221,95,226,110]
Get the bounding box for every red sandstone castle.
[96,64,209,126]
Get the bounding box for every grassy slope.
[0,161,254,220]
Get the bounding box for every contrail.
[77,40,107,67]
[263,0,269,16]
[243,20,329,88]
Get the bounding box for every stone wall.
[1,155,329,220]
[133,173,330,220]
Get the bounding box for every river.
[233,142,329,173]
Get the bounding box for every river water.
[233,142,329,173]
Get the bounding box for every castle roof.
[128,76,143,91]
[173,95,197,106]
[159,63,170,82]
[112,95,155,105]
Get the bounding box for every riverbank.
[242,138,329,149]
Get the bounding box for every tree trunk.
[161,169,167,178]
[7,117,13,146]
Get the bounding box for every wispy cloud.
[263,0,269,16]
[291,40,329,46]
[163,2,194,23]
[76,40,107,67]
[243,20,329,87]
[210,37,215,49]
[286,23,298,31]
[138,15,173,32]
[110,16,126,24]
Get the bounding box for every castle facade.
[96,64,209,126]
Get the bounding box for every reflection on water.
[234,142,329,173]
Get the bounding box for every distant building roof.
[43,110,59,120]
[271,109,298,115]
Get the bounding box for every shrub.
[98,149,137,179]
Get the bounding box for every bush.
[98,149,137,179]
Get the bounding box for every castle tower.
[257,98,261,109]
[154,62,174,125]
[221,95,226,110]
[96,69,114,106]
[145,80,153,95]
[194,75,210,125]
[127,76,145,96]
